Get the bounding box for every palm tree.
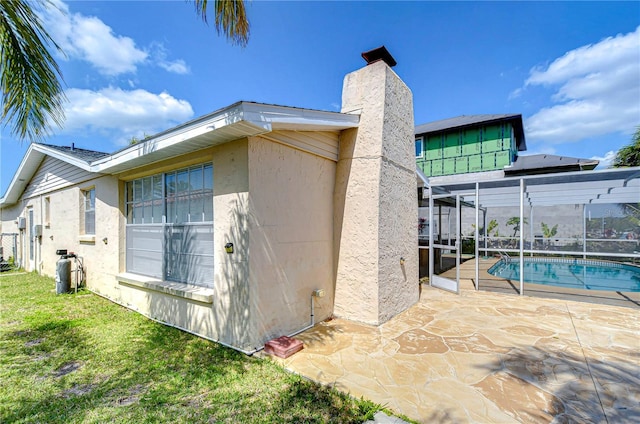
[540,222,558,249]
[613,127,640,168]
[507,216,528,237]
[194,0,250,47]
[1,0,65,142]
[1,0,250,143]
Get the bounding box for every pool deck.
[274,266,640,423]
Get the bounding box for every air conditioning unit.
[17,217,26,230]
[34,224,43,237]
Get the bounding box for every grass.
[0,271,381,423]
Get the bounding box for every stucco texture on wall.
[248,136,336,344]
[334,61,419,325]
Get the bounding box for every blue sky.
[1,1,639,195]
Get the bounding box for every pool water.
[488,259,640,292]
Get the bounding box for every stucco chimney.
[333,49,419,325]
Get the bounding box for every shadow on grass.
[272,378,379,423]
[2,316,95,422]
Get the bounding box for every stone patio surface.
[277,283,640,423]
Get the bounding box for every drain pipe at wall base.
[288,289,325,338]
[87,288,263,356]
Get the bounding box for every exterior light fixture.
[225,242,234,254]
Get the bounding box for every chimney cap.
[361,46,397,67]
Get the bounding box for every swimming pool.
[487,258,640,292]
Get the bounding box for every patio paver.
[276,283,640,423]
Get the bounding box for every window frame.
[82,187,96,235]
[126,163,213,226]
[415,137,424,159]
[44,196,51,227]
[124,163,214,287]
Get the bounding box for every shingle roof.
[505,154,599,175]
[38,143,110,163]
[415,114,527,152]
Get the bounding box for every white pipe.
[288,293,316,338]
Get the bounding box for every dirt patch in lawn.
[53,361,82,377]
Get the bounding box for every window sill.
[78,235,95,244]
[116,272,213,304]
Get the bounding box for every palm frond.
[193,0,250,47]
[0,0,66,142]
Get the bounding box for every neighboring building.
[415,114,599,180]
[415,114,527,177]
[414,114,601,279]
[0,50,420,353]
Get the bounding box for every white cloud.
[158,59,190,75]
[522,26,640,143]
[38,0,189,76]
[60,87,194,143]
[591,150,617,169]
[150,43,191,75]
[40,0,146,75]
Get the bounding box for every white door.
[429,193,461,293]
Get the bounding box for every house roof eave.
[1,102,360,206]
[93,102,360,175]
[1,143,97,207]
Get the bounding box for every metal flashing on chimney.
[361,46,397,67]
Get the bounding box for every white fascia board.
[0,144,44,206]
[1,143,99,207]
[91,103,263,173]
[33,144,93,171]
[92,102,359,174]
[242,102,360,131]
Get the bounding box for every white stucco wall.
[106,141,256,350]
[248,136,336,343]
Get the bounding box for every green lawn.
[0,272,380,423]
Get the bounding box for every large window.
[125,163,214,287]
[83,188,95,235]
